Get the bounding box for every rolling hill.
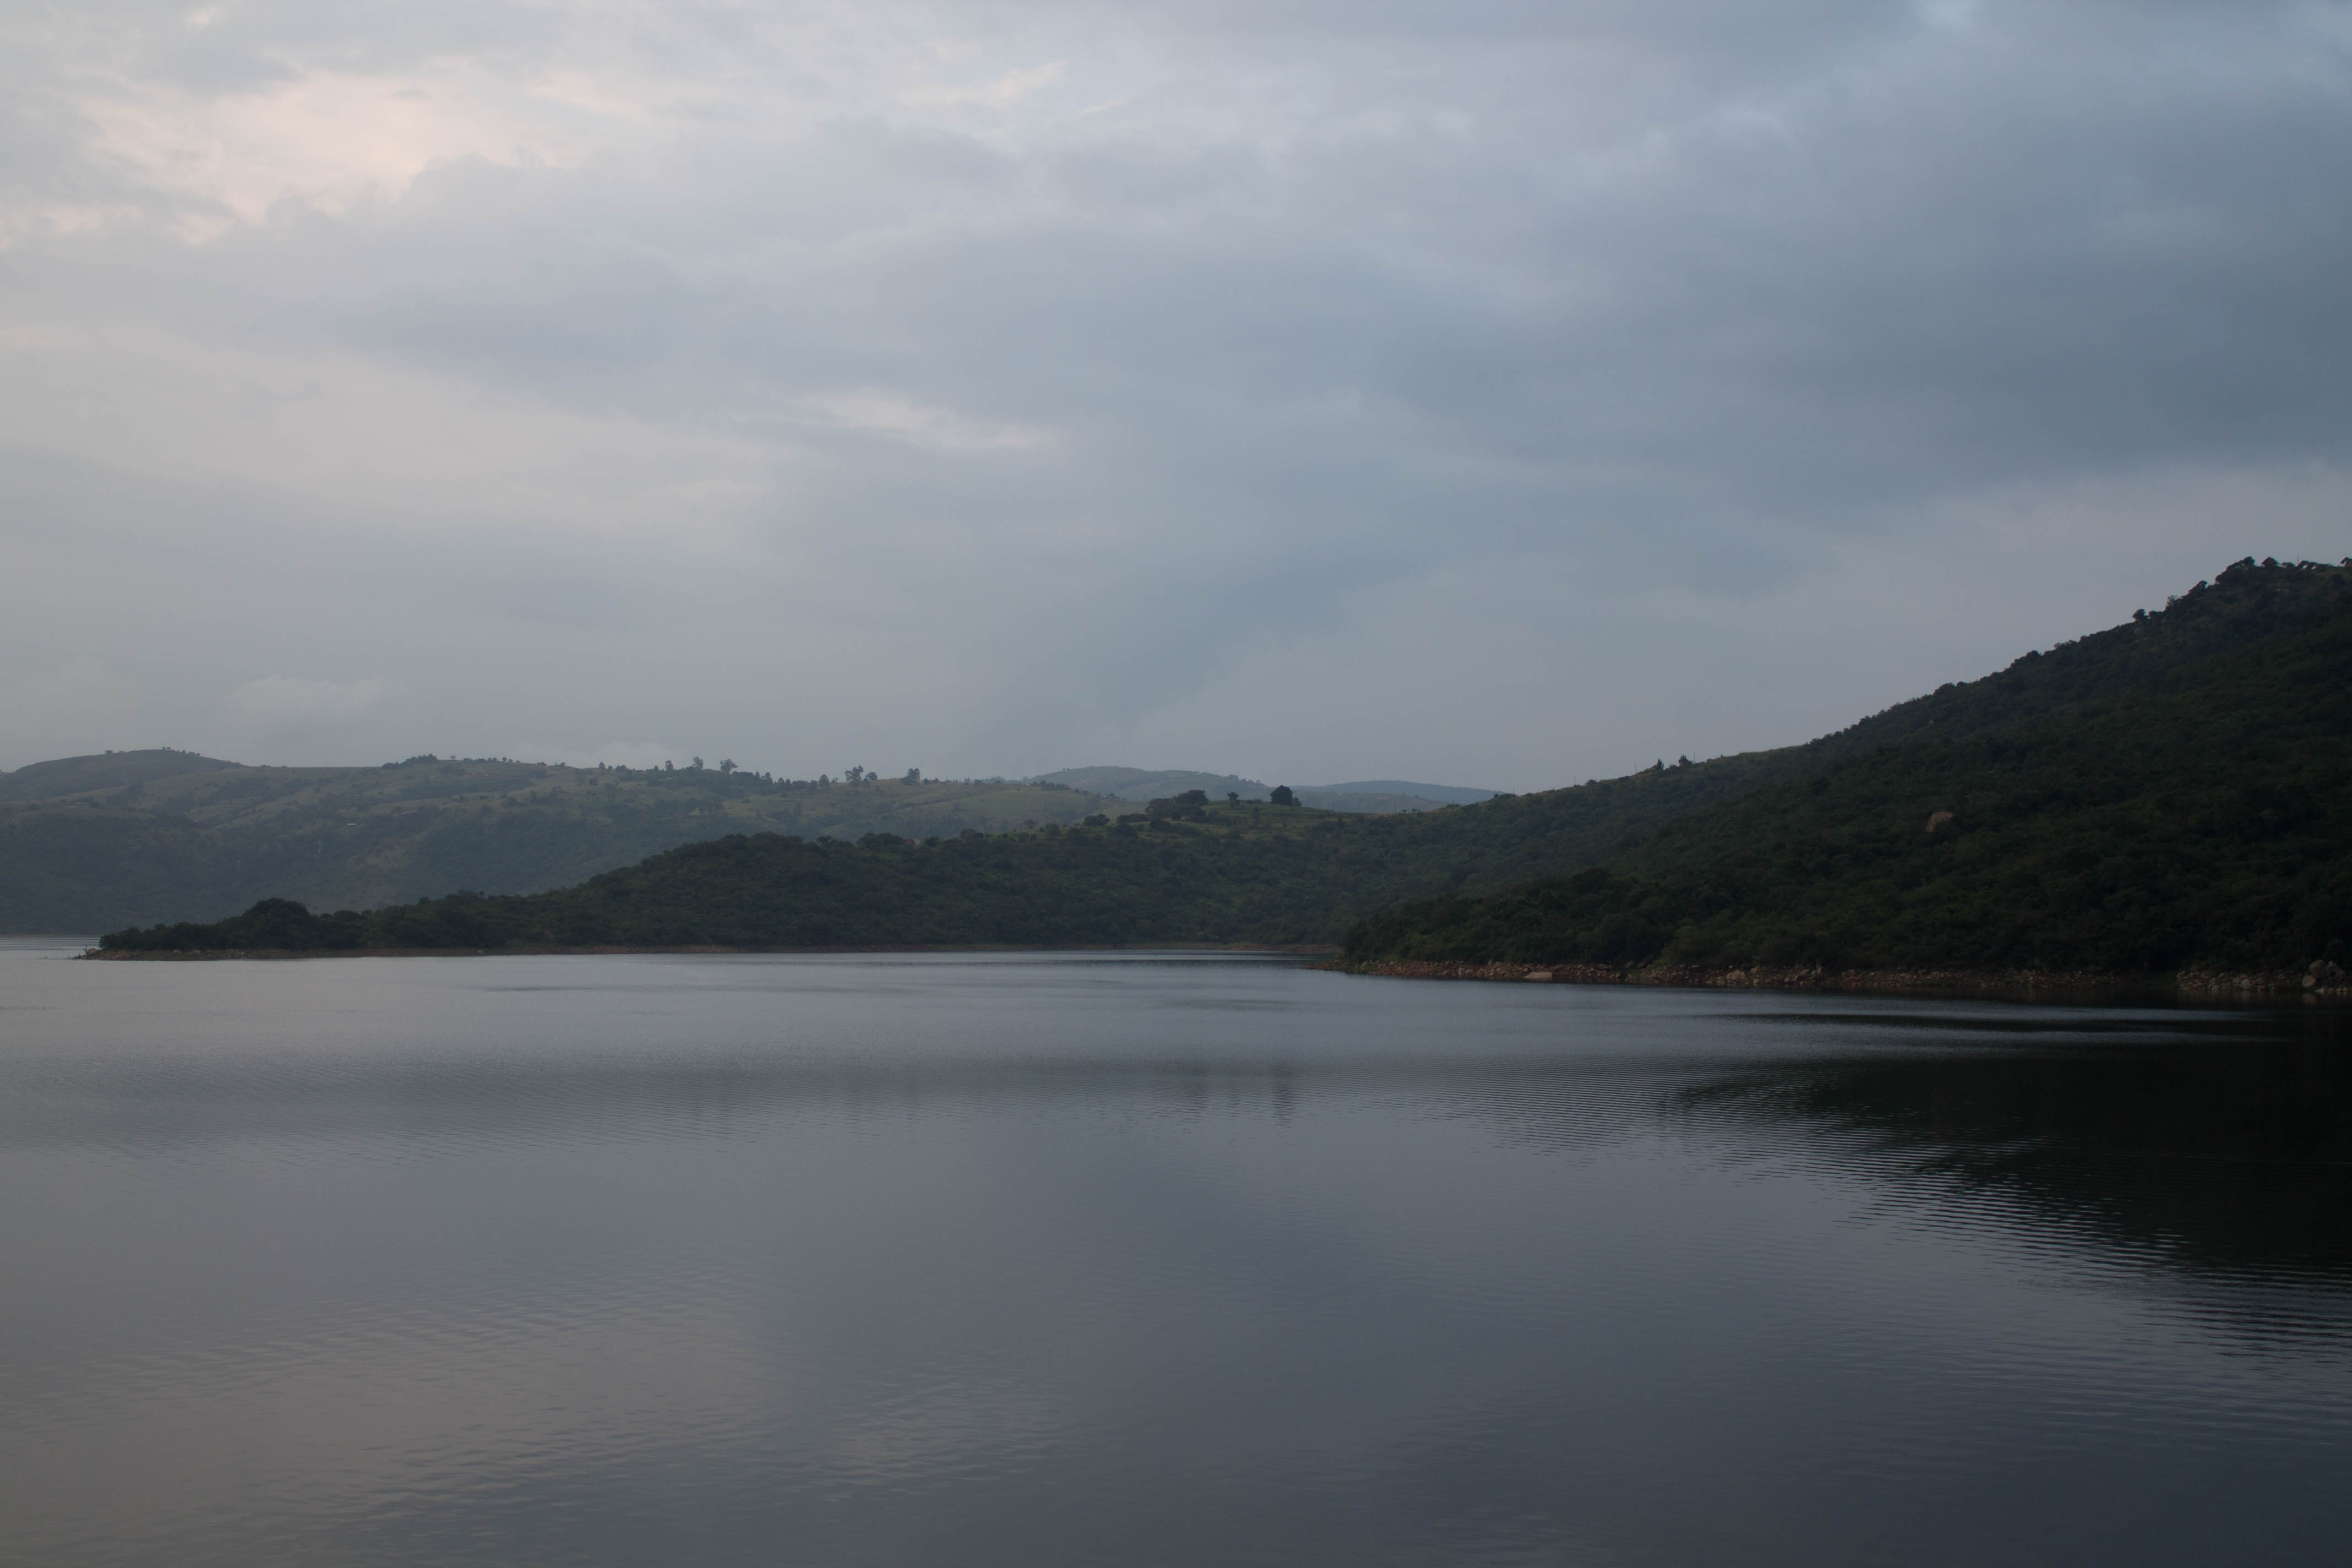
[96,558,2352,973]
[0,748,241,802]
[2,755,1491,933]
[0,758,1114,932]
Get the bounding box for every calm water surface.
[2,938,2347,1566]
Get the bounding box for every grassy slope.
[0,749,238,802]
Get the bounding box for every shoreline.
[72,943,2351,1004]
[1322,957,2352,1005]
[78,942,1342,962]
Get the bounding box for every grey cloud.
[2,1,2348,784]
[303,8,2352,501]
[100,0,568,88]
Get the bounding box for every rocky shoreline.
[1327,957,2352,1003]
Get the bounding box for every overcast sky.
[3,0,2348,789]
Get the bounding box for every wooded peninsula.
[88,558,2352,997]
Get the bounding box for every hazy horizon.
[6,1,2349,790]
[1,745,1506,799]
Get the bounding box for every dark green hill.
[1815,556,2348,758]
[97,808,1351,952]
[94,765,1847,952]
[94,559,2352,966]
[1341,559,2352,977]
[83,740,1928,951]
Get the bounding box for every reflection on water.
[1691,1010,2352,1296]
[0,942,2346,1567]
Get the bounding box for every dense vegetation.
[1343,559,2352,976]
[25,728,1832,937]
[90,749,1891,954]
[96,560,2352,976]
[100,813,1340,951]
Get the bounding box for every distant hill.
[1030,767,1268,801]
[2,751,1492,932]
[1028,766,1491,813]
[1310,780,1497,805]
[0,748,239,803]
[0,761,1112,932]
[1291,789,1467,814]
[69,743,1782,943]
[102,559,2352,973]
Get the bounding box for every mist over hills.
[0,759,1114,933]
[100,559,2352,978]
[0,752,1484,932]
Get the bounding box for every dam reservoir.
[1,940,2346,1566]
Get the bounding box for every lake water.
[2,938,2348,1566]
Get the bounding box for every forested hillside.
[4,752,1484,931]
[1342,559,2352,976]
[96,560,2352,972]
[92,774,1812,952]
[92,752,1870,952]
[11,722,1830,933]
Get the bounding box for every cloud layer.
[3,1,2348,786]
